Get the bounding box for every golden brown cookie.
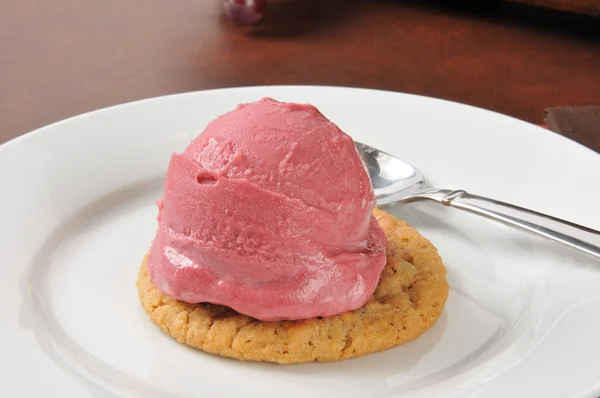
[136,208,449,364]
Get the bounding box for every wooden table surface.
[1,0,599,150]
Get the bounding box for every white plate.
[1,86,599,398]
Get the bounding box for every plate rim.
[2,85,598,159]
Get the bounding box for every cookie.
[136,208,449,364]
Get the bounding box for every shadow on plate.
[19,177,168,398]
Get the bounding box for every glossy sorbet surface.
[148,98,386,321]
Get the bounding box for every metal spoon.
[355,141,600,260]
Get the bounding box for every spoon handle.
[402,189,600,260]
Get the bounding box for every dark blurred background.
[1,0,599,147]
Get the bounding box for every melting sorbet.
[148,98,386,321]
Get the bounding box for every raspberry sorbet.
[148,98,387,321]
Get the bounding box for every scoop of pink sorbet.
[148,98,387,321]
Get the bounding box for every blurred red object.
[223,0,267,24]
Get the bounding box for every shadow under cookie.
[136,208,449,364]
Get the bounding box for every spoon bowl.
[354,142,424,206]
